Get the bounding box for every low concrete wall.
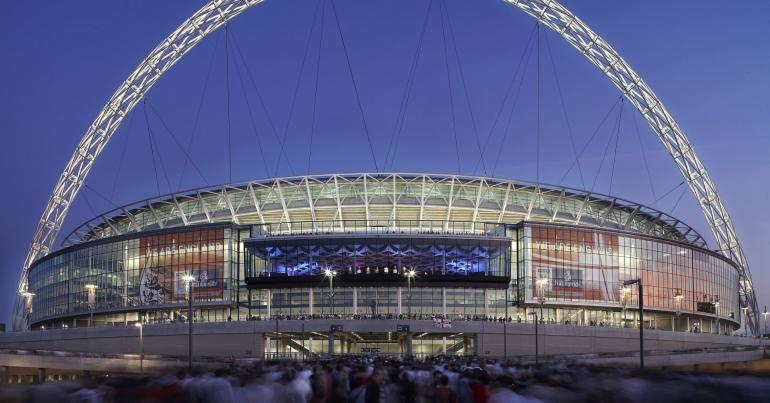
[0,320,761,359]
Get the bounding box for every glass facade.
[26,221,740,335]
[518,224,740,332]
[28,225,237,326]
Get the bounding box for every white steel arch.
[16,0,758,333]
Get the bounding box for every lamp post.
[763,306,768,338]
[620,286,629,327]
[405,269,416,318]
[324,269,336,316]
[182,274,195,370]
[528,311,539,366]
[21,292,35,329]
[743,306,749,337]
[714,300,720,335]
[85,284,97,327]
[623,278,644,370]
[135,323,144,374]
[536,278,548,323]
[674,292,684,332]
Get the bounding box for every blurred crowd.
[3,355,770,403]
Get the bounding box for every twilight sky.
[1,0,769,326]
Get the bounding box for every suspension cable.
[142,100,166,195]
[266,0,324,176]
[651,180,686,207]
[590,99,624,193]
[441,0,487,175]
[109,112,135,201]
[490,28,538,176]
[231,41,270,176]
[229,29,296,175]
[329,0,379,172]
[631,111,658,201]
[438,0,461,173]
[83,183,122,209]
[669,186,688,215]
[536,22,541,184]
[558,96,622,185]
[543,31,586,189]
[308,0,327,174]
[225,23,233,183]
[145,100,209,187]
[384,0,434,171]
[473,23,537,175]
[178,29,221,189]
[608,99,624,195]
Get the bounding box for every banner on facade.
[139,228,225,304]
[530,226,619,302]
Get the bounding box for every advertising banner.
[139,228,225,304]
[530,226,619,302]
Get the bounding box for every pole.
[275,312,279,357]
[638,280,644,370]
[329,273,334,316]
[503,288,508,359]
[407,275,412,318]
[534,311,539,366]
[188,279,193,371]
[139,325,144,374]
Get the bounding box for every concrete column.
[37,368,46,384]
[266,290,271,319]
[309,289,314,315]
[406,332,413,356]
[442,337,447,354]
[397,287,402,315]
[328,333,335,355]
[0,366,7,384]
[484,289,489,318]
[353,288,358,315]
[309,337,314,353]
[442,288,447,316]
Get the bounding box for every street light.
[620,286,630,327]
[743,306,749,337]
[405,269,416,318]
[324,269,336,316]
[674,292,684,332]
[714,299,721,335]
[21,292,35,329]
[528,311,539,366]
[536,278,548,323]
[182,274,196,370]
[763,306,768,338]
[623,278,644,370]
[85,284,97,327]
[135,323,144,374]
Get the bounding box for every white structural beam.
[15,0,758,334]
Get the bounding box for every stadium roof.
[62,173,706,249]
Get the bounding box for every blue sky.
[1,0,769,326]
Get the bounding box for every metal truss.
[62,173,703,247]
[16,0,758,333]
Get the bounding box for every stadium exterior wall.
[16,175,746,358]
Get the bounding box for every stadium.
[19,173,742,356]
[2,0,762,361]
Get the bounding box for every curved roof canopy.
[62,173,706,248]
